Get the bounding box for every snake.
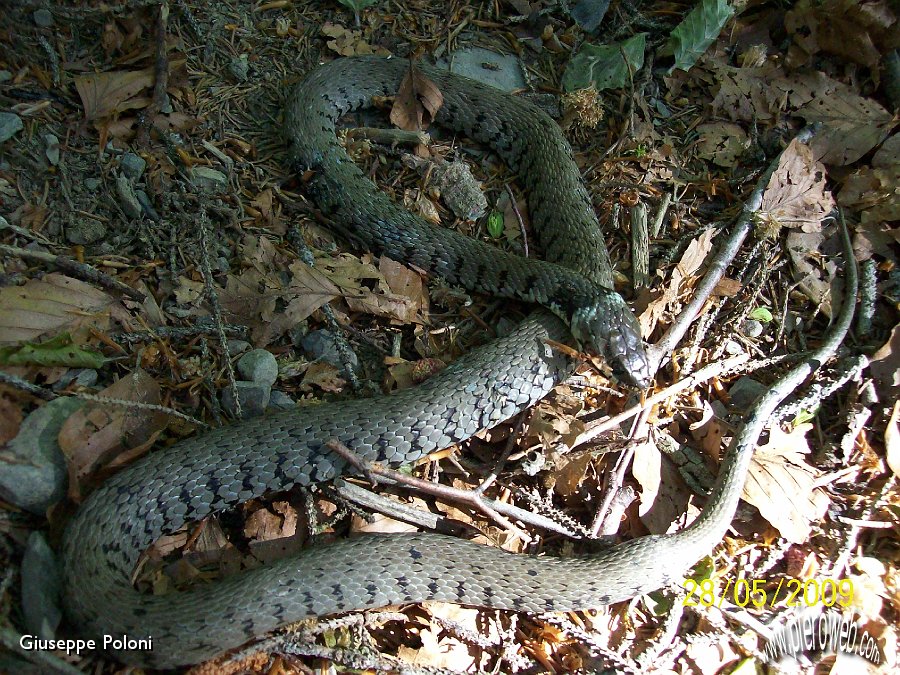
[60,57,750,668]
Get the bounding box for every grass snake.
[61,57,747,667]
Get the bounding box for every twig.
[575,353,751,447]
[196,211,239,418]
[331,478,441,531]
[324,439,582,540]
[646,126,818,375]
[345,127,430,147]
[857,259,876,335]
[110,323,248,344]
[137,1,170,146]
[504,183,528,257]
[74,391,208,429]
[630,201,649,289]
[0,243,146,302]
[326,439,531,542]
[0,370,56,400]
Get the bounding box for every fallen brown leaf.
[390,65,444,132]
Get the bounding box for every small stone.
[229,54,250,82]
[21,532,62,639]
[723,339,745,356]
[0,71,12,83]
[33,9,54,27]
[0,112,23,144]
[301,329,358,370]
[190,166,227,193]
[268,390,296,410]
[65,218,106,245]
[0,397,82,514]
[740,319,764,338]
[221,381,270,418]
[237,349,278,386]
[84,177,101,190]
[120,152,147,180]
[116,174,142,219]
[52,368,99,391]
[227,339,251,354]
[729,377,768,411]
[44,133,60,166]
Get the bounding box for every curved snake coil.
[61,57,749,668]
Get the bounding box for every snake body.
[61,57,748,668]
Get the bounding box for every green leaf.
[562,33,647,92]
[487,211,504,238]
[0,333,106,368]
[749,306,773,323]
[793,409,818,426]
[664,0,734,73]
[335,0,378,12]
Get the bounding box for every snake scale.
[61,57,751,668]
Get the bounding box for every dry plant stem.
[0,370,56,400]
[575,353,751,447]
[651,192,672,238]
[196,212,241,418]
[630,202,649,289]
[137,1,170,147]
[505,183,529,257]
[74,391,208,429]
[324,439,583,540]
[474,410,530,495]
[0,243,146,302]
[326,439,531,542]
[829,474,896,579]
[646,126,817,375]
[346,127,430,146]
[111,323,248,344]
[332,478,441,531]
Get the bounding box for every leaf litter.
[1,1,898,673]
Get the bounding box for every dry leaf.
[759,136,834,232]
[870,324,900,399]
[390,65,444,132]
[799,81,896,166]
[886,401,900,478]
[742,423,831,543]
[838,165,900,225]
[785,229,837,316]
[58,369,169,495]
[633,439,697,535]
[75,68,154,120]
[0,273,115,344]
[695,122,750,167]
[301,361,345,393]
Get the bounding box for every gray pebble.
[44,133,60,166]
[0,112,23,144]
[268,390,296,410]
[21,532,62,639]
[740,319,764,338]
[221,381,270,417]
[84,177,101,190]
[229,54,250,82]
[120,152,147,180]
[0,397,82,514]
[237,349,278,386]
[227,339,252,354]
[191,166,228,192]
[729,376,768,411]
[301,329,358,370]
[33,9,54,27]
[0,70,12,83]
[115,174,142,219]
[65,218,106,245]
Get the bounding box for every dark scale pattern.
[59,58,752,669]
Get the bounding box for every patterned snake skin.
[61,57,749,667]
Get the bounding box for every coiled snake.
[61,57,749,667]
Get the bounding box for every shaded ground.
[1,1,898,673]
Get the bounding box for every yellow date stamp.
[683,577,854,609]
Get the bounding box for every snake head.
[570,295,652,389]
